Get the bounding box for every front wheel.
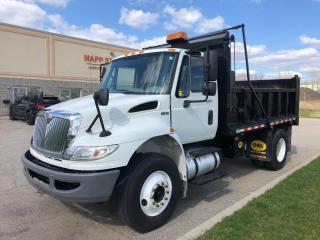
[117,153,181,233]
[26,112,35,125]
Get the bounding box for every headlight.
[63,145,118,160]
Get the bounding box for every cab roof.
[112,48,183,61]
[113,28,230,61]
[144,30,230,51]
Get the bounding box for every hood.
[48,93,168,130]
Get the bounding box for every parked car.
[9,95,60,125]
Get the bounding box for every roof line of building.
[0,21,138,51]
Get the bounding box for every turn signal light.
[166,32,188,43]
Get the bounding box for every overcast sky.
[0,0,320,81]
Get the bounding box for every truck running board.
[190,171,225,185]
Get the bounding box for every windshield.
[100,52,177,95]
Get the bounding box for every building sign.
[83,54,113,71]
[83,54,112,64]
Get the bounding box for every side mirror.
[203,81,217,96]
[94,89,109,106]
[2,99,10,104]
[203,49,218,95]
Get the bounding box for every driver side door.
[171,54,218,144]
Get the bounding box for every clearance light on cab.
[166,31,189,44]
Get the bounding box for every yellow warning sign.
[250,140,267,152]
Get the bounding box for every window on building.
[80,88,96,97]
[190,56,204,92]
[12,87,43,102]
[71,88,81,99]
[12,87,27,102]
[60,88,81,102]
[60,88,71,102]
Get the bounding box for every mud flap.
[246,129,272,161]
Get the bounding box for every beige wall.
[0,23,134,82]
[53,39,122,80]
[0,30,48,77]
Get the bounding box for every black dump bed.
[219,76,300,135]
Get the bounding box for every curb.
[177,153,320,240]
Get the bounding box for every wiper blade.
[109,89,133,94]
[110,89,144,94]
[113,89,131,93]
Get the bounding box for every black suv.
[9,96,60,125]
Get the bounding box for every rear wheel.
[265,129,288,170]
[117,153,181,233]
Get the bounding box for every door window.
[20,97,29,104]
[176,56,190,98]
[190,56,204,92]
[116,67,136,91]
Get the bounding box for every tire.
[9,109,16,120]
[26,112,35,125]
[265,129,288,171]
[117,153,181,233]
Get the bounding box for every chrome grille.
[32,115,70,156]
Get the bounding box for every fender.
[134,132,188,198]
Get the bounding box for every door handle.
[208,110,213,125]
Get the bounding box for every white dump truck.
[21,24,300,232]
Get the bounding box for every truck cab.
[99,47,218,143]
[21,25,299,232]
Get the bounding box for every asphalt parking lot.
[1,117,320,240]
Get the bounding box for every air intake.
[128,101,159,113]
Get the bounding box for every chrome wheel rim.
[139,171,172,217]
[276,138,286,162]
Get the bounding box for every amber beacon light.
[166,32,189,43]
